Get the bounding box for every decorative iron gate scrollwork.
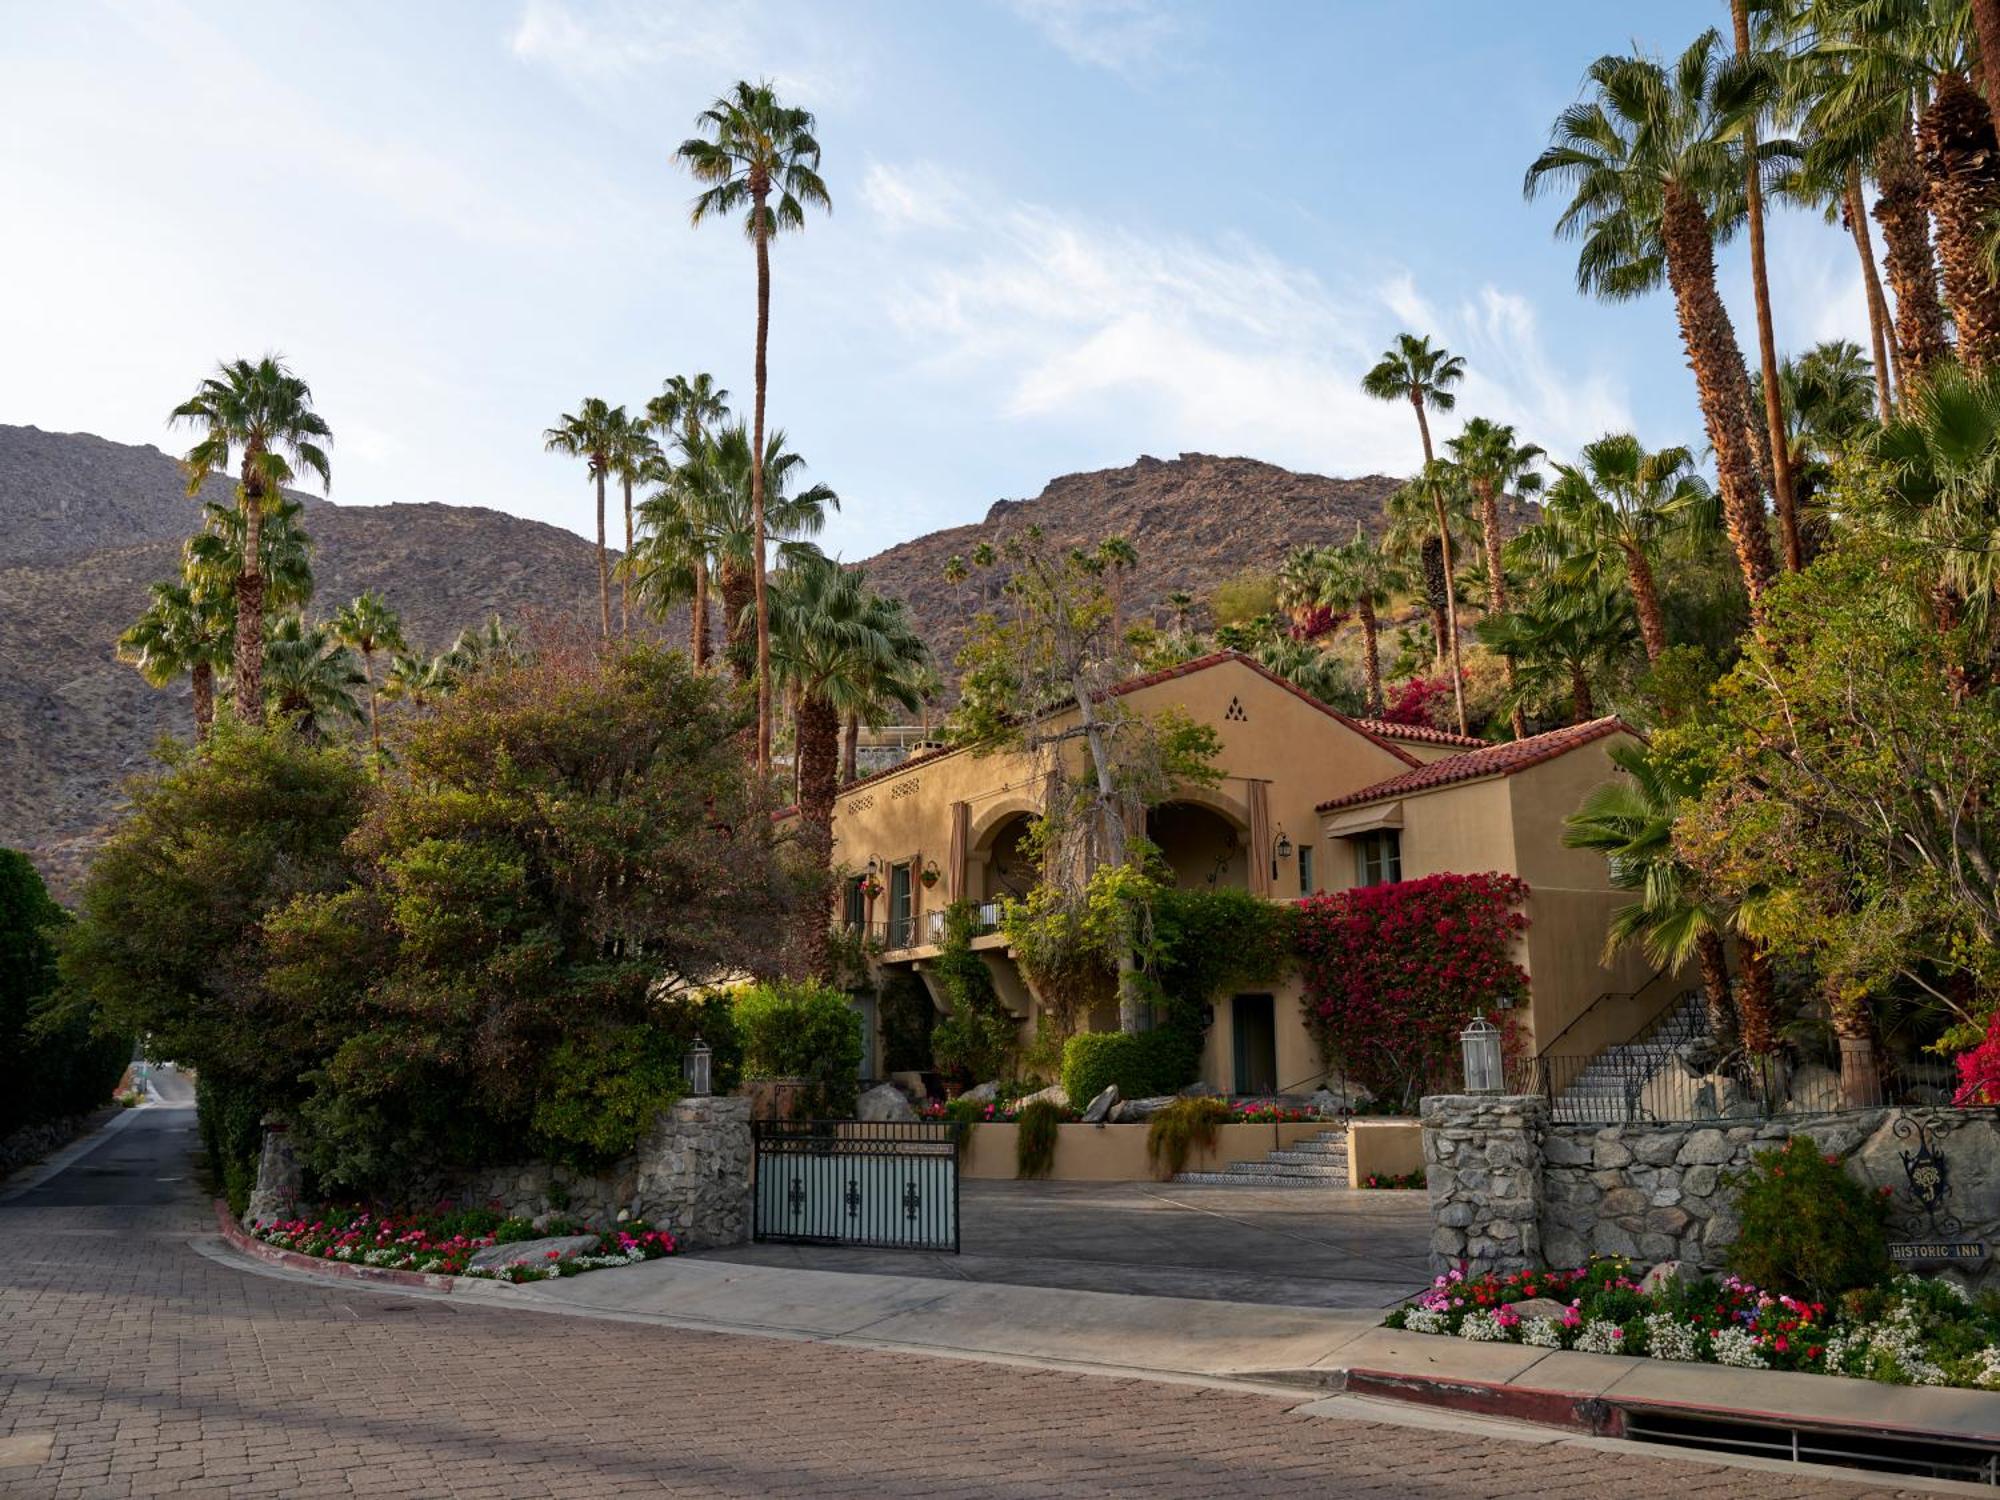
[752,1119,960,1253]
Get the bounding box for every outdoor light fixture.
[1271,828,1293,881]
[683,1035,713,1098]
[1459,1017,1503,1095]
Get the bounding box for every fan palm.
[381,648,452,712]
[1476,580,1638,726]
[169,355,333,718]
[262,615,365,741]
[1164,589,1196,634]
[1360,332,1464,468]
[1535,435,1716,664]
[1321,525,1404,718]
[117,579,233,739]
[1752,339,1879,552]
[1390,462,1475,733]
[330,592,407,756]
[678,80,832,775]
[1446,418,1545,737]
[543,397,623,638]
[183,495,316,618]
[642,374,732,661]
[1563,741,1748,1050]
[1526,32,1782,613]
[609,416,659,638]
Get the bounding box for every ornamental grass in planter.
[1145,1096,1230,1179]
[1015,1099,1062,1178]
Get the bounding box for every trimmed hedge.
[1060,1028,1195,1106]
[735,979,864,1118]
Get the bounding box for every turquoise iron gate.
[752,1120,960,1252]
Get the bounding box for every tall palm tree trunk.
[1356,598,1384,717]
[1844,165,1898,421]
[1830,980,1879,1108]
[794,690,841,980]
[1732,0,1802,573]
[621,474,634,638]
[1408,395,1454,675]
[1568,662,1593,724]
[750,205,773,775]
[1695,930,1738,1053]
[233,468,266,722]
[691,558,711,669]
[1622,544,1669,665]
[361,648,380,757]
[191,660,215,741]
[1875,119,1954,380]
[719,563,755,681]
[1735,937,1777,1056]
[1917,72,2000,373]
[1661,185,1777,612]
[841,710,859,784]
[1430,483,1468,736]
[1476,478,1527,739]
[593,470,611,638]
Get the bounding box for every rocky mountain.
[861,453,1422,674]
[0,425,605,895]
[2,431,1463,899]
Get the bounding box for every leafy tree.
[330,592,406,756]
[734,978,863,1118]
[1526,32,1783,613]
[170,357,332,720]
[544,397,625,638]
[678,79,832,774]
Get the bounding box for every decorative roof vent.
[1224,696,1248,723]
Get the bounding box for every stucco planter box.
[959,1120,1329,1181]
[1346,1118,1424,1187]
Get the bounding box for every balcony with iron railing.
[837,901,1006,957]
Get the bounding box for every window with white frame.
[1353,830,1401,887]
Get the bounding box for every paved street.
[0,1105,1918,1497]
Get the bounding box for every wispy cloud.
[869,163,1632,479]
[1000,0,1189,75]
[860,161,970,233]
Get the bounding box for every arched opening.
[983,812,1038,902]
[1146,801,1247,890]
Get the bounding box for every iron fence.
[751,1119,960,1252]
[1519,1052,1957,1125]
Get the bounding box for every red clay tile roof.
[1315,716,1635,813]
[1350,717,1488,749]
[830,651,1420,797]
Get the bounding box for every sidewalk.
[213,1211,2000,1456]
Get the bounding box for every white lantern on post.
[683,1035,713,1098]
[1459,1017,1503,1095]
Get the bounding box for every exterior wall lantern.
[1459,1017,1503,1095]
[1271,827,1293,881]
[683,1035,713,1098]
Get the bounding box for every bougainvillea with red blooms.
[1295,872,1529,1109]
[1954,1009,2000,1105]
[1380,674,1457,728]
[1286,604,1346,641]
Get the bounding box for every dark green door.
[1231,993,1276,1095]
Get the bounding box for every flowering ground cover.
[1359,1169,1426,1189]
[249,1205,677,1283]
[1385,1256,2000,1390]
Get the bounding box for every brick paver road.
[0,1105,1919,1498]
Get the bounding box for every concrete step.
[1260,1149,1349,1166]
[1170,1171,1346,1188]
[1222,1161,1348,1179]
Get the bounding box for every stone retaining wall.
[1423,1094,2000,1290]
[246,1096,753,1250]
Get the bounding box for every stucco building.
[826,651,1680,1097]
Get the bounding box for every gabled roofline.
[1350,717,1488,749]
[1315,716,1635,813]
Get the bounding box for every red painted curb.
[214,1200,465,1293]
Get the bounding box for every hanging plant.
[919,860,941,889]
[860,875,884,902]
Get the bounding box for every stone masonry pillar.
[1419,1094,1548,1275]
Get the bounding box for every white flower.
[1644,1313,1701,1362]
[1574,1320,1626,1355]
[1459,1309,1510,1343]
[1520,1318,1564,1349]
[1970,1347,2000,1390]
[1403,1308,1449,1335]
[1710,1327,1769,1369]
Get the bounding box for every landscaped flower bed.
[249,1206,677,1283]
[1359,1169,1426,1189]
[1385,1257,2000,1390]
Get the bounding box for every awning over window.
[1321,801,1404,838]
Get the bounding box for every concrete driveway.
[700,1178,1434,1309]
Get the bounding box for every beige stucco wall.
[960,1119,1328,1181]
[1346,1119,1425,1186]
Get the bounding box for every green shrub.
[1725,1136,1892,1301]
[1145,1096,1229,1179]
[1016,1099,1062,1179]
[735,978,864,1119]
[1061,1029,1195,1107]
[197,1073,266,1217]
[928,902,1017,1084]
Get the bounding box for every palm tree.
[770,555,930,976]
[1361,332,1464,469]
[381,647,452,712]
[1526,33,1781,614]
[183,494,317,619]
[1753,339,1879,554]
[1536,435,1716,664]
[1476,580,1638,726]
[1097,535,1138,636]
[1564,742,1747,1051]
[639,425,838,680]
[1321,526,1404,717]
[543,398,622,638]
[434,617,525,690]
[1446,418,1545,738]
[330,592,406,756]
[678,81,832,775]
[1381,476,1454,668]
[1164,588,1196,634]
[1410,462,1475,733]
[608,415,658,638]
[117,579,232,739]
[169,355,332,719]
[262,616,365,741]
[644,374,732,661]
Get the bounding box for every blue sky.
[2,0,1871,563]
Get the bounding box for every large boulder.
[1784,1063,1841,1113]
[856,1082,918,1123]
[1638,1260,1687,1297]
[960,1081,1001,1105]
[1015,1083,1068,1111]
[1110,1095,1175,1123]
[1177,1080,1221,1099]
[1080,1085,1120,1124]
[467,1234,601,1273]
[1511,1297,1570,1322]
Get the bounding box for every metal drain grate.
[1622,1406,2000,1486]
